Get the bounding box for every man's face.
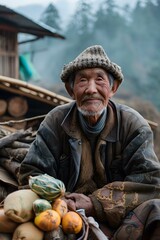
[72,68,116,119]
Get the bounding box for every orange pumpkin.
[34,209,61,231]
[61,211,83,234]
[52,198,68,218]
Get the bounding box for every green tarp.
[19,53,40,82]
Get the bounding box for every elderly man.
[18,45,160,239]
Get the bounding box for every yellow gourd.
[61,211,83,234]
[52,198,68,218]
[34,209,61,232]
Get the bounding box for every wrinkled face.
[72,68,118,119]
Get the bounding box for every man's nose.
[85,80,97,94]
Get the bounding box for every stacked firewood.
[0,97,28,119]
[0,116,44,202]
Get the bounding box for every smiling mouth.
[83,98,101,104]
[82,96,101,101]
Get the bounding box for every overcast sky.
[0,0,139,27]
[0,0,138,9]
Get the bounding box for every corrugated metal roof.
[0,5,65,39]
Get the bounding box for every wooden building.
[0,5,65,79]
[0,5,68,123]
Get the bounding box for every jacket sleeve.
[90,124,160,228]
[90,181,160,228]
[18,116,61,187]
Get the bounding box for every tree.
[127,0,160,107]
[94,0,126,40]
[64,0,95,61]
[66,0,94,37]
[40,3,62,31]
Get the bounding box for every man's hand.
[64,193,95,217]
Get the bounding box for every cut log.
[0,128,33,148]
[7,96,28,118]
[8,141,30,149]
[0,157,20,180]
[0,148,29,162]
[0,114,45,131]
[0,99,7,116]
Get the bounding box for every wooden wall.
[0,27,18,79]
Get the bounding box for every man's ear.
[65,82,74,98]
[109,80,120,98]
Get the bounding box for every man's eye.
[80,78,87,82]
[97,77,103,81]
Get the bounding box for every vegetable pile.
[0,174,83,240]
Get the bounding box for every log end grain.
[0,99,7,116]
[8,97,28,118]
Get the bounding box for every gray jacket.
[18,100,160,190]
[18,100,160,235]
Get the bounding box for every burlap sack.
[4,189,39,223]
[0,208,19,233]
[12,222,44,240]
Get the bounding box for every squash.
[61,211,83,234]
[52,198,68,218]
[33,199,52,216]
[29,174,66,201]
[34,209,61,232]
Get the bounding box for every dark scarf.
[78,109,107,154]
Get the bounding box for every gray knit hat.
[60,45,124,83]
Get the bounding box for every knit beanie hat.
[60,45,124,83]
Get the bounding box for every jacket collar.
[61,100,119,142]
